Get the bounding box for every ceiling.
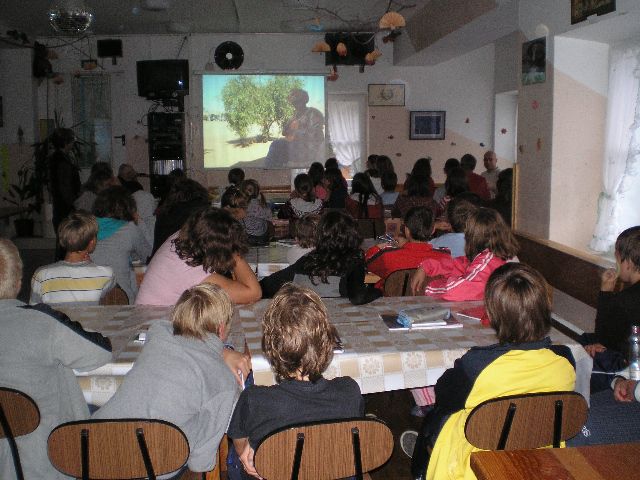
[1,0,431,36]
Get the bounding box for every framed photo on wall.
[410,111,446,140]
[571,0,616,24]
[368,84,405,106]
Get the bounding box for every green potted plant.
[2,163,40,237]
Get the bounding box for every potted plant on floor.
[2,163,40,237]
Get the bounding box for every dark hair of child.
[308,162,325,187]
[443,158,460,176]
[221,186,249,210]
[173,207,248,274]
[404,174,432,198]
[261,283,340,383]
[464,207,519,261]
[616,226,640,270]
[444,167,469,197]
[294,215,319,249]
[228,168,245,186]
[324,157,339,169]
[447,198,479,233]
[403,206,435,242]
[485,263,551,344]
[381,171,398,193]
[411,157,432,179]
[294,173,316,202]
[376,155,395,176]
[460,154,477,171]
[92,185,137,221]
[351,172,381,218]
[301,210,362,283]
[240,179,267,207]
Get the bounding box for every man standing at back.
[460,153,490,201]
[480,150,501,199]
[0,239,112,479]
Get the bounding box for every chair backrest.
[254,417,393,480]
[464,391,588,451]
[48,419,189,480]
[0,387,41,480]
[100,285,129,305]
[357,218,385,239]
[383,269,418,297]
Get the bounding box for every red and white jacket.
[420,249,506,301]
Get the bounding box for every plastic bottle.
[629,325,640,381]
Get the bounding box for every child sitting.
[365,206,450,292]
[429,197,479,258]
[346,172,383,219]
[240,179,273,245]
[227,284,364,478]
[411,263,576,480]
[287,214,318,264]
[228,167,245,188]
[94,283,245,476]
[581,226,640,391]
[412,207,518,301]
[380,171,399,207]
[221,186,249,221]
[278,173,323,220]
[31,211,115,305]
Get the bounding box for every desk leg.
[205,434,229,480]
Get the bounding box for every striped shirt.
[30,261,115,306]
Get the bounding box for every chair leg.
[0,404,24,480]
[553,400,563,448]
[137,428,156,480]
[352,427,363,480]
[291,432,305,480]
[497,403,517,450]
[81,428,89,480]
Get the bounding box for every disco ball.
[48,2,94,35]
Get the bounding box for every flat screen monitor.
[136,59,189,99]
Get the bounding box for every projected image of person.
[265,88,324,168]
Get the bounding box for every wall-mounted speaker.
[97,39,123,58]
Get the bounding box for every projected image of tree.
[221,76,303,145]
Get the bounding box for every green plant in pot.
[3,164,41,237]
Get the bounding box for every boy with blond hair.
[228,283,364,478]
[30,211,115,305]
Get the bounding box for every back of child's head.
[84,170,115,194]
[445,167,469,197]
[366,154,379,171]
[163,178,209,211]
[460,153,477,172]
[172,283,233,340]
[239,179,265,205]
[404,206,434,241]
[464,207,518,261]
[351,172,376,196]
[381,171,398,193]
[221,186,248,210]
[404,174,431,198]
[93,185,137,221]
[324,157,339,170]
[447,198,479,233]
[485,263,551,344]
[261,283,339,382]
[294,173,315,202]
[173,207,248,273]
[0,238,22,300]
[308,162,325,187]
[294,215,319,249]
[58,211,98,252]
[376,155,394,176]
[411,157,432,178]
[443,158,460,176]
[616,226,640,271]
[228,168,245,186]
[324,168,345,191]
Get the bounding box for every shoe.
[400,430,419,458]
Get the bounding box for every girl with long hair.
[346,172,383,219]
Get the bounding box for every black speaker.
[148,112,186,197]
[97,39,123,58]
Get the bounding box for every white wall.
[494,91,517,165]
[0,48,36,145]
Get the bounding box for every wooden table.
[470,443,640,480]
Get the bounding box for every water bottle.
[629,325,640,381]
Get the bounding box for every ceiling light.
[48,0,94,35]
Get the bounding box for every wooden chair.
[48,419,189,480]
[383,268,418,296]
[357,218,385,239]
[254,417,394,480]
[464,391,588,451]
[100,285,129,305]
[0,387,40,480]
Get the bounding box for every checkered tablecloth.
[61,297,591,406]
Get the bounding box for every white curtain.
[327,99,361,169]
[590,44,640,252]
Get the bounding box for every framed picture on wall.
[368,84,405,106]
[410,111,446,140]
[522,37,546,85]
[571,0,616,24]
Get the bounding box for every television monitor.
[136,59,189,99]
